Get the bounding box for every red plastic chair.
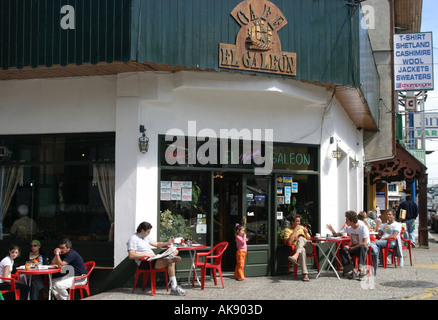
[0,274,21,300]
[69,261,95,300]
[285,242,319,278]
[352,235,376,273]
[381,236,399,269]
[132,258,169,296]
[192,242,228,290]
[400,227,413,266]
[352,250,371,268]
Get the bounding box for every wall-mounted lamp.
[138,125,149,154]
[330,137,342,159]
[365,162,373,173]
[351,159,360,168]
[332,148,342,159]
[332,142,342,159]
[333,148,342,159]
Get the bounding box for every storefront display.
[158,135,319,275]
[0,133,115,242]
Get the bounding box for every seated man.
[327,210,370,280]
[127,221,186,295]
[284,214,313,282]
[376,209,402,266]
[51,238,88,300]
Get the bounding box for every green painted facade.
[0,0,131,68]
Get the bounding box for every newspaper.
[147,245,177,261]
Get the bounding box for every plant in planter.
[159,209,194,242]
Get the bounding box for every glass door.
[243,174,271,276]
[212,173,272,275]
[213,172,242,271]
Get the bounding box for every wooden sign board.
[219,0,297,77]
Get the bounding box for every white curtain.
[92,164,115,241]
[0,166,23,239]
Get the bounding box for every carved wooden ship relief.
[219,0,296,76]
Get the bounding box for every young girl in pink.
[234,223,248,281]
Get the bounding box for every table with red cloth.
[16,266,62,300]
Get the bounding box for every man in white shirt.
[327,210,370,280]
[126,221,186,296]
[376,209,402,264]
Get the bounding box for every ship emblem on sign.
[219,0,296,76]
[246,19,273,51]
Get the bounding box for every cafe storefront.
[126,69,364,277]
[0,0,380,285]
[158,136,319,276]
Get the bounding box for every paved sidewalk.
[86,231,438,302]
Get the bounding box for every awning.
[367,142,427,185]
[367,141,428,247]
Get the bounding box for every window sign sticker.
[196,224,207,234]
[291,182,298,193]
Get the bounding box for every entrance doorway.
[213,172,241,271]
[213,172,271,275]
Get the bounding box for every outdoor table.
[165,243,207,285]
[310,236,350,280]
[16,266,62,300]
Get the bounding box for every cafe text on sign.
[219,0,297,77]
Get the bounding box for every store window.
[245,176,270,245]
[276,174,319,243]
[159,171,211,245]
[0,133,115,242]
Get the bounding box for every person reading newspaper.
[127,221,186,295]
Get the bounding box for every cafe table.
[164,243,207,285]
[16,265,62,300]
[310,236,350,280]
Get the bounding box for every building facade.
[0,0,381,285]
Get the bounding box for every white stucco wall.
[114,71,364,264]
[0,71,364,267]
[0,76,117,134]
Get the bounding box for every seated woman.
[0,244,30,300]
[24,240,47,300]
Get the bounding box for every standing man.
[127,221,186,295]
[284,214,313,282]
[327,211,370,280]
[398,195,418,247]
[51,238,87,300]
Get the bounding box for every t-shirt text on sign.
[394,32,434,91]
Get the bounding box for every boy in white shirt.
[327,210,370,280]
